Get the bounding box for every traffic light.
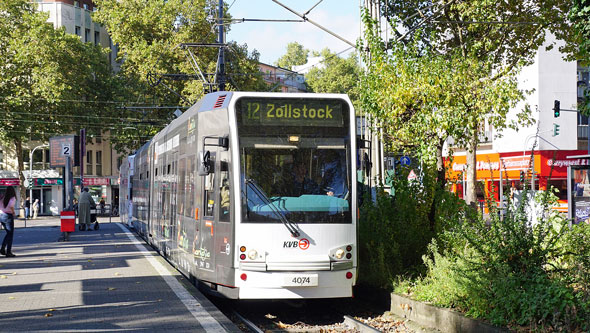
[553,100,560,118]
[520,170,525,182]
[553,123,560,136]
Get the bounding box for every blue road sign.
[400,156,411,166]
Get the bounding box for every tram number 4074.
[283,274,319,287]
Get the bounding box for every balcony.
[446,130,493,147]
[579,125,589,139]
[478,130,493,143]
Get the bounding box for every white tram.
[122,92,357,299]
[119,155,134,227]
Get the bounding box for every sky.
[226,0,362,65]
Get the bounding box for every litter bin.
[60,210,76,232]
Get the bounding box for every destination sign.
[238,98,345,127]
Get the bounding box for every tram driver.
[288,160,322,197]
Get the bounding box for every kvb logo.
[298,238,310,250]
[283,238,311,250]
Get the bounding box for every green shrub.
[399,187,590,330]
[358,166,463,289]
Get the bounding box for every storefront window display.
[569,166,590,224]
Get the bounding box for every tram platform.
[0,218,239,332]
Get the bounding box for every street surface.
[0,217,239,332]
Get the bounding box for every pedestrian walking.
[0,186,17,257]
[24,197,30,218]
[78,188,96,231]
[32,199,39,219]
[99,198,105,215]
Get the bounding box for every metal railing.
[578,125,588,139]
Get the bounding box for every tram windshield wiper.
[245,179,300,237]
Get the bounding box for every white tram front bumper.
[235,269,355,299]
[235,255,355,299]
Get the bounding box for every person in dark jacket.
[78,188,96,231]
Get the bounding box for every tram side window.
[185,156,195,218]
[219,161,230,222]
[203,155,216,217]
[178,158,186,214]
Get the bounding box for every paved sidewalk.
[0,220,239,332]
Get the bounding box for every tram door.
[196,149,217,276]
[214,148,232,285]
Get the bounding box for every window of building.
[96,151,102,176]
[74,1,79,7]
[83,3,89,10]
[23,149,30,169]
[86,150,93,175]
[94,31,100,45]
[75,26,81,37]
[85,28,90,43]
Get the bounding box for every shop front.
[34,177,79,216]
[446,150,589,211]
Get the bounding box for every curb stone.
[390,293,510,333]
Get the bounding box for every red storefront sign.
[0,179,20,186]
[538,150,589,179]
[83,178,109,186]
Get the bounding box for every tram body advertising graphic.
[122,92,357,299]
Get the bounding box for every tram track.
[203,286,415,332]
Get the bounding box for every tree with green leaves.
[361,17,531,230]
[305,48,362,110]
[368,0,575,205]
[275,42,309,70]
[0,0,118,204]
[93,0,266,152]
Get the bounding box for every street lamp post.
[29,144,49,216]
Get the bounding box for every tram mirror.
[198,150,211,176]
[219,136,229,150]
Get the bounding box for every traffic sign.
[400,156,411,166]
[408,169,417,181]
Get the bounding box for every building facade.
[446,33,589,211]
[0,0,123,216]
[258,63,307,92]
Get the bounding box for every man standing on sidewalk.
[24,197,30,218]
[78,188,95,231]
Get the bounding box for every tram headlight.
[248,249,258,260]
[335,249,345,259]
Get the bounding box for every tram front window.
[236,97,352,224]
[241,146,350,223]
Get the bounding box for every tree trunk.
[465,128,478,207]
[15,139,26,217]
[427,138,447,233]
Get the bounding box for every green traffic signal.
[553,123,560,136]
[553,100,560,118]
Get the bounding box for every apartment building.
[258,63,307,92]
[0,1,122,215]
[446,34,589,212]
